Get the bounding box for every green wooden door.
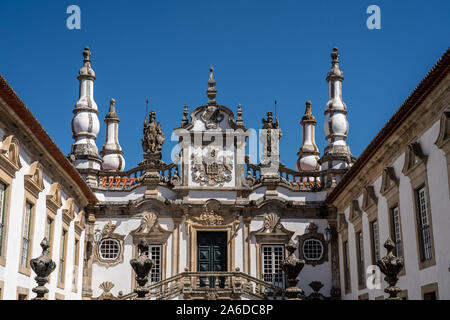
[197,232,227,288]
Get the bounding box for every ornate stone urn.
[30,238,56,300]
[130,240,154,299]
[280,240,305,300]
[377,238,404,300]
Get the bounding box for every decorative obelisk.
[320,47,354,190]
[69,46,102,171]
[100,98,125,171]
[296,100,320,172]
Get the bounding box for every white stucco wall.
[339,119,450,300]
[0,142,85,300]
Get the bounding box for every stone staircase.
[119,269,285,300]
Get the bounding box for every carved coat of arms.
[191,148,233,186]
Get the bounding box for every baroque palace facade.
[0,46,449,300]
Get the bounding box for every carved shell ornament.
[264,213,281,233]
[136,212,158,233]
[99,281,115,293]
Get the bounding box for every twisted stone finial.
[206,66,217,103]
[236,104,244,126]
[377,238,404,300]
[327,46,343,80]
[83,46,91,63]
[130,240,154,299]
[302,100,316,123]
[106,98,118,119]
[280,240,305,300]
[180,104,189,127]
[30,238,56,300]
[331,47,339,63]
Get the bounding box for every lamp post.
[93,227,102,243]
[324,224,333,243]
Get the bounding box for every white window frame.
[0,183,6,256]
[356,232,365,286]
[417,186,432,261]
[391,206,402,257]
[261,245,285,289]
[20,202,32,268]
[370,220,380,263]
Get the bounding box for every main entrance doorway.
[197,231,227,288]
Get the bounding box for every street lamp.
[324,224,333,243]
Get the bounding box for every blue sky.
[0,0,449,170]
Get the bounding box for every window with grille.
[416,186,432,261]
[46,217,53,247]
[343,241,350,291]
[58,230,67,283]
[390,206,402,257]
[139,244,162,285]
[356,232,365,286]
[99,238,121,261]
[301,239,324,261]
[261,245,285,288]
[370,220,380,264]
[72,239,79,290]
[0,183,6,256]
[20,202,32,268]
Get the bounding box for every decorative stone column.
[377,238,404,300]
[130,240,154,299]
[30,238,56,300]
[280,240,305,300]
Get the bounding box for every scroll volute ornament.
[30,238,56,300]
[376,238,404,300]
[130,240,154,299]
[280,240,305,300]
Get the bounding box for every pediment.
[62,197,75,225]
[24,161,44,197]
[362,185,378,212]
[435,110,450,152]
[337,213,348,233]
[380,167,399,196]
[131,211,171,244]
[348,200,362,224]
[46,182,62,213]
[402,141,428,177]
[251,213,294,243]
[0,134,22,177]
[74,210,86,234]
